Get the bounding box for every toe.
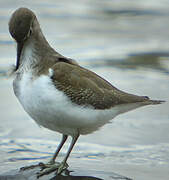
[37,164,59,178]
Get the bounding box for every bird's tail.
[139,95,165,105]
[147,99,165,105]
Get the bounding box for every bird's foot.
[57,161,69,174]
[20,163,40,171]
[37,161,69,178]
[19,161,61,174]
[38,161,59,169]
[20,161,56,171]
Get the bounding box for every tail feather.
[148,99,166,105]
[140,95,165,105]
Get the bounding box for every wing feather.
[51,62,153,109]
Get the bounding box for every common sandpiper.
[9,7,165,177]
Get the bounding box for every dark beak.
[16,42,24,70]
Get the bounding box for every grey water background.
[0,0,169,179]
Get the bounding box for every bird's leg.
[37,134,79,178]
[57,134,79,174]
[41,134,68,167]
[51,134,68,163]
[20,135,67,173]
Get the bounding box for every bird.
[8,7,164,177]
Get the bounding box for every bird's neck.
[17,30,55,74]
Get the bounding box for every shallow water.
[0,0,169,180]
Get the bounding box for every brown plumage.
[50,61,164,109]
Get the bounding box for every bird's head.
[9,8,36,43]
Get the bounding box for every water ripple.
[0,138,169,166]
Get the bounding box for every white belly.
[13,72,141,136]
